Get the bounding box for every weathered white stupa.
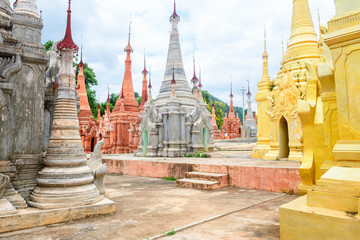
[135,1,214,157]
[241,83,257,139]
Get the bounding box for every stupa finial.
[170,0,180,22]
[124,18,133,53]
[198,66,202,88]
[230,82,234,98]
[191,52,199,85]
[57,0,79,52]
[79,43,84,67]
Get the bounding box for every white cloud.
[20,0,335,109]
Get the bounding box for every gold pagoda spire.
[284,0,319,64]
[261,29,270,81]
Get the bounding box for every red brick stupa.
[109,25,141,153]
[140,55,148,112]
[76,47,95,148]
[222,83,242,139]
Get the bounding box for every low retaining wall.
[104,158,301,193]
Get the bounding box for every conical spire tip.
[57,0,79,52]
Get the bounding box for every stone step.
[185,172,229,188]
[176,179,220,190]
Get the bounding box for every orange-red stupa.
[76,47,97,151]
[140,55,148,112]
[108,25,141,153]
[222,83,242,139]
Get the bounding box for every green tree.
[44,40,54,52]
[202,90,244,129]
[100,93,119,116]
[136,96,141,106]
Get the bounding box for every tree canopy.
[202,90,243,130]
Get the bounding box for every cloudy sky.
[18,0,335,109]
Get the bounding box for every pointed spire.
[198,66,202,88]
[247,79,251,96]
[261,30,270,81]
[140,53,149,110]
[191,53,199,85]
[77,45,93,128]
[113,19,138,113]
[284,0,319,63]
[262,28,268,58]
[142,52,148,75]
[228,81,235,118]
[148,68,152,103]
[78,44,84,67]
[170,0,180,22]
[96,101,101,124]
[106,87,110,114]
[124,21,133,53]
[148,68,152,89]
[57,0,79,52]
[212,97,215,108]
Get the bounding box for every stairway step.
[185,172,229,187]
[176,179,220,190]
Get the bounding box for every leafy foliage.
[202,90,244,130]
[44,40,54,52]
[100,93,119,116]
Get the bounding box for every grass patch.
[166,229,176,236]
[281,188,296,195]
[163,177,177,181]
[184,152,211,158]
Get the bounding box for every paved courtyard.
[0,175,298,240]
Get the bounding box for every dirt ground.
[0,175,298,240]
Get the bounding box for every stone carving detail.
[87,139,107,195]
[0,54,22,81]
[0,173,17,216]
[0,89,6,110]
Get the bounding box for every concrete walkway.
[0,175,298,240]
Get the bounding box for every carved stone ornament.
[0,54,22,81]
[87,139,107,195]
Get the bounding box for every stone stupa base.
[0,198,116,234]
